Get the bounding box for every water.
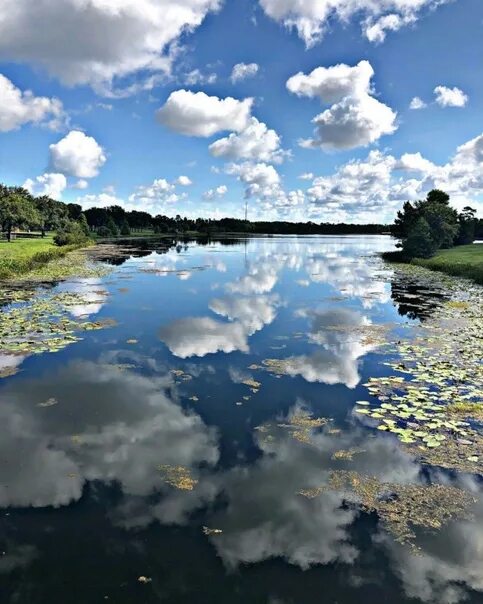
[0,235,482,604]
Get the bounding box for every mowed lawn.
[0,235,63,279]
[0,235,55,259]
[413,243,483,284]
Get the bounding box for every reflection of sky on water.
[0,236,481,603]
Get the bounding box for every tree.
[0,190,40,242]
[426,189,450,205]
[35,195,67,237]
[456,206,477,245]
[402,217,437,258]
[391,189,461,256]
[391,201,420,239]
[418,195,459,248]
[77,213,90,236]
[106,217,120,237]
[120,219,131,236]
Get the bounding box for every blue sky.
[0,0,481,223]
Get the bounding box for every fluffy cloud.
[287,60,374,103]
[306,132,483,221]
[409,96,427,110]
[49,130,106,178]
[0,73,65,132]
[434,85,468,108]
[0,0,220,93]
[259,0,449,47]
[209,117,288,163]
[175,175,193,186]
[230,62,259,83]
[75,193,125,210]
[184,69,217,86]
[203,185,228,200]
[23,173,67,199]
[226,162,281,198]
[129,178,186,213]
[156,90,253,137]
[287,61,397,150]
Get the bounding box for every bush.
[54,220,91,247]
[97,225,111,237]
[402,217,437,258]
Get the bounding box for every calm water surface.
[0,235,482,603]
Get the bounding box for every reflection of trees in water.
[390,277,448,321]
[97,236,244,265]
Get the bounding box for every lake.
[1,235,482,604]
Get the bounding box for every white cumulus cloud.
[176,175,193,186]
[49,130,106,179]
[259,0,449,47]
[0,73,66,132]
[0,0,221,94]
[23,173,67,199]
[409,96,427,110]
[434,85,468,108]
[203,185,228,200]
[287,61,397,150]
[230,62,259,83]
[156,90,253,137]
[209,117,288,163]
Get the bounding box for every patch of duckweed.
[203,527,223,536]
[361,269,483,474]
[331,448,365,461]
[170,369,193,382]
[158,465,198,491]
[257,409,329,446]
[326,471,475,550]
[241,377,261,393]
[0,290,115,376]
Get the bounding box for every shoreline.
[382,244,483,285]
[0,238,95,281]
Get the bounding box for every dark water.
[0,236,481,604]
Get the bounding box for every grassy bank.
[383,244,483,285]
[0,236,93,280]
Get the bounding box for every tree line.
[1,183,482,246]
[390,189,481,258]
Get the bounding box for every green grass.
[382,244,483,284]
[412,244,483,284]
[0,235,92,280]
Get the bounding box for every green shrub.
[54,220,91,246]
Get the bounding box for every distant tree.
[456,206,477,245]
[120,219,131,235]
[84,207,109,229]
[0,190,40,242]
[77,213,90,236]
[106,217,120,237]
[402,217,437,258]
[67,203,83,221]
